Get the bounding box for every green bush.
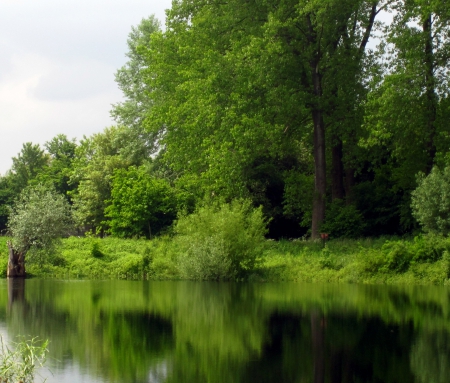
[410,234,450,263]
[411,166,450,235]
[90,241,105,259]
[175,200,267,280]
[381,241,413,272]
[321,199,365,239]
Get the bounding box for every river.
[0,279,449,383]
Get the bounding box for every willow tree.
[7,185,73,277]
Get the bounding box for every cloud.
[0,51,123,174]
[0,0,172,174]
[33,59,117,100]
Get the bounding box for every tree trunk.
[423,13,437,173]
[7,241,26,278]
[311,63,327,239]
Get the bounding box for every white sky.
[0,0,172,175]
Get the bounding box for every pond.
[0,279,449,383]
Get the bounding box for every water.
[0,279,449,383]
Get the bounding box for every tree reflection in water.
[0,280,449,383]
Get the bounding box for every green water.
[0,279,449,383]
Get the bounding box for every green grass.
[28,236,180,280]
[258,235,450,285]
[1,234,450,285]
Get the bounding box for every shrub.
[175,200,267,280]
[321,199,365,239]
[410,234,450,263]
[411,166,450,235]
[90,241,105,259]
[381,241,413,272]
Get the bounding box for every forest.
[0,0,449,281]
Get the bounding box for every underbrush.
[259,234,450,285]
[2,232,450,285]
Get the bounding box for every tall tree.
[10,143,48,193]
[36,134,78,198]
[363,0,450,228]
[142,0,394,238]
[111,15,162,161]
[69,126,154,234]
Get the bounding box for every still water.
[0,279,449,383]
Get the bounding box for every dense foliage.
[8,184,73,262]
[0,1,449,276]
[106,166,177,238]
[175,200,267,280]
[412,166,450,235]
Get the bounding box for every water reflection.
[1,280,450,382]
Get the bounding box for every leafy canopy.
[411,166,450,235]
[8,184,73,258]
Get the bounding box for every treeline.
[1,1,449,240]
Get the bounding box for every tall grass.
[0,336,48,383]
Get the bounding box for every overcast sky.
[0,0,172,175]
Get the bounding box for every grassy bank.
[2,235,450,285]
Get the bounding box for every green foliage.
[90,240,104,259]
[18,234,450,285]
[0,336,48,383]
[36,134,78,199]
[321,199,365,239]
[411,234,450,263]
[411,166,450,235]
[283,170,314,229]
[175,200,268,280]
[7,184,73,259]
[10,142,49,193]
[0,176,15,233]
[106,166,177,238]
[352,165,405,236]
[69,127,135,233]
[111,15,160,130]
[380,241,413,273]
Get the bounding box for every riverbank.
[2,235,449,285]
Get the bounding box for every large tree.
[142,0,393,237]
[362,0,450,229]
[110,15,162,162]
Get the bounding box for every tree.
[35,134,78,198]
[69,126,153,234]
[362,0,450,230]
[7,184,73,277]
[0,175,15,233]
[106,166,177,238]
[142,0,394,238]
[110,15,162,162]
[411,166,450,235]
[10,143,49,193]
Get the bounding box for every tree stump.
[7,241,25,278]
